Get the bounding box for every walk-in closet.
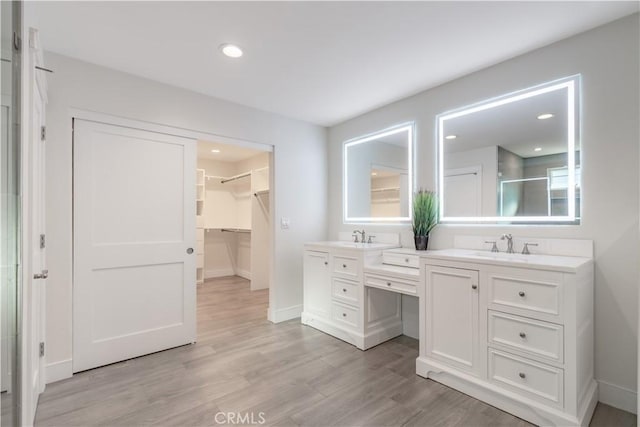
[195,140,271,305]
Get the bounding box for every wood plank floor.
[36,276,635,427]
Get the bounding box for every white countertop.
[304,241,400,252]
[420,248,592,273]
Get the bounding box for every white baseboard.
[46,359,73,384]
[598,379,637,414]
[235,268,251,280]
[269,304,302,323]
[204,268,235,279]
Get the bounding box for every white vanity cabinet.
[417,249,596,427]
[303,250,331,318]
[302,242,403,350]
[424,265,480,375]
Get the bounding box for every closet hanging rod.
[254,190,269,197]
[220,171,251,184]
[220,228,251,233]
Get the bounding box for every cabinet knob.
[342,264,347,268]
[518,291,526,297]
[342,313,347,317]
[342,288,347,293]
[324,261,328,266]
[519,372,526,379]
[519,332,526,339]
[405,258,410,263]
[387,282,392,286]
[471,284,478,290]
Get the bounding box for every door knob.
[186,248,194,254]
[471,284,478,290]
[34,269,48,280]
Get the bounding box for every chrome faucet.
[501,233,515,254]
[353,229,365,243]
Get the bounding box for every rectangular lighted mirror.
[344,123,413,223]
[438,76,580,223]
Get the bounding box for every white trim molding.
[598,379,637,414]
[269,304,302,323]
[45,359,73,384]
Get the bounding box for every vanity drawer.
[365,274,418,296]
[488,311,564,363]
[382,252,420,268]
[331,301,359,329]
[486,268,562,319]
[488,348,563,407]
[332,255,360,280]
[332,278,359,305]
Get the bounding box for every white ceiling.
[197,139,265,162]
[33,1,638,126]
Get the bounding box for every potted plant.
[412,189,438,250]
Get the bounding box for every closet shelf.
[371,186,401,193]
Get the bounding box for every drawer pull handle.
[518,291,526,297]
[471,284,478,290]
[343,264,347,268]
[518,372,526,379]
[342,288,347,293]
[519,332,526,339]
[342,313,347,317]
[387,282,392,286]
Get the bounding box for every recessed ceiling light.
[534,147,542,152]
[537,113,554,120]
[219,43,243,58]
[371,172,378,176]
[445,135,457,140]
[211,149,221,153]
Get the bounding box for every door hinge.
[13,32,21,51]
[41,126,46,141]
[39,342,45,357]
[40,234,46,249]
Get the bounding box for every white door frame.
[67,109,276,362]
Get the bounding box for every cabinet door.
[425,265,480,374]
[303,250,331,318]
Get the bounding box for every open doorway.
[195,140,272,326]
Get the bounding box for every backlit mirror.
[438,76,580,223]
[344,124,413,222]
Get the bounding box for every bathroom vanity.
[301,240,407,350]
[303,236,595,426]
[416,241,595,427]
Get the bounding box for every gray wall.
[44,53,328,376]
[328,15,639,412]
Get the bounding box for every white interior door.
[26,75,47,420]
[73,119,196,372]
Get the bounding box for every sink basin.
[328,241,393,249]
[305,241,400,251]
[471,251,532,261]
